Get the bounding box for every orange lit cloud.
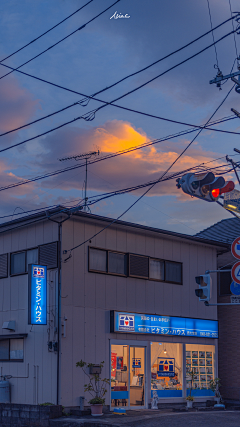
[37,120,230,198]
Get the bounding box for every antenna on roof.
[59,150,100,212]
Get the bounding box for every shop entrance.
[111,344,146,409]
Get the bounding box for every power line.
[64,85,234,255]
[0,0,95,64]
[207,0,219,68]
[0,116,236,192]
[229,0,240,63]
[0,98,239,155]
[0,26,238,149]
[1,15,239,138]
[0,0,121,80]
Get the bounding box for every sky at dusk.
[1,0,240,235]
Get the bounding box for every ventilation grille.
[0,253,8,278]
[129,254,149,279]
[39,242,58,269]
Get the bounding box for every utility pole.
[59,150,100,212]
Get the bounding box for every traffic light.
[176,172,234,202]
[195,274,212,301]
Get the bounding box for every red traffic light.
[211,188,220,198]
[211,181,235,199]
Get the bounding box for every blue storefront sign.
[28,265,47,325]
[111,311,218,338]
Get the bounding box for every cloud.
[35,119,232,198]
[0,75,39,134]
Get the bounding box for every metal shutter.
[129,254,149,279]
[0,253,8,278]
[39,242,58,269]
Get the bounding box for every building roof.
[195,217,240,244]
[0,205,229,251]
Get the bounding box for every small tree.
[186,370,195,401]
[76,360,110,405]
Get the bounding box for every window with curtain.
[149,258,165,281]
[108,251,127,275]
[89,248,107,272]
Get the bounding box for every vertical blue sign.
[28,265,47,325]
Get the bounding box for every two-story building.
[0,207,229,408]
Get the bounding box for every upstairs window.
[149,258,165,281]
[165,261,182,284]
[11,249,38,275]
[89,246,182,284]
[10,242,58,276]
[89,248,107,272]
[108,251,127,276]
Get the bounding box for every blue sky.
[0,0,240,234]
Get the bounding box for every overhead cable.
[1,14,239,138]
[207,0,220,68]
[0,0,95,64]
[0,97,239,155]
[64,85,234,255]
[0,115,237,192]
[0,0,121,80]
[0,26,238,139]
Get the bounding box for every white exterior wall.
[0,219,59,404]
[60,215,219,407]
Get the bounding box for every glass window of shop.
[111,345,129,407]
[151,342,183,398]
[111,344,146,408]
[185,344,215,397]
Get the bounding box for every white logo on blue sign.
[33,267,45,278]
[119,314,135,331]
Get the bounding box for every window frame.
[88,246,128,277]
[108,250,128,277]
[0,338,24,362]
[128,253,149,279]
[148,257,182,285]
[0,253,8,279]
[10,246,39,277]
[88,246,182,284]
[10,250,27,277]
[8,241,58,278]
[164,260,183,285]
[148,257,165,283]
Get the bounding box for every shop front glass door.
[130,347,145,407]
[111,345,146,408]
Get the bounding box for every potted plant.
[76,360,109,416]
[210,378,221,404]
[186,370,195,408]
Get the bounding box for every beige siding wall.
[60,216,218,406]
[0,219,58,404]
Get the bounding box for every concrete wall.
[60,215,219,407]
[0,219,59,405]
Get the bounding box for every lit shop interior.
[111,343,215,407]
